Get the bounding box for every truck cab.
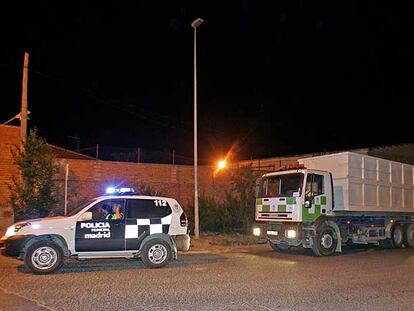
[255,167,339,255]
[256,168,333,224]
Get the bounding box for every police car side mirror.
[79,211,92,221]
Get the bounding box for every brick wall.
[0,125,234,233]
[0,126,19,232]
[53,158,233,215]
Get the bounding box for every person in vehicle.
[113,203,124,220]
[102,203,123,220]
[102,204,115,220]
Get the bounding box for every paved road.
[1,244,414,311]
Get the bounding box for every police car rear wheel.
[25,241,63,274]
[141,239,172,268]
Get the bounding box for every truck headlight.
[287,229,297,239]
[253,227,261,236]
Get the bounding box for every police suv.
[0,188,190,274]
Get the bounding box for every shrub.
[185,166,258,234]
[8,129,59,221]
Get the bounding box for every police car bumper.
[172,234,191,251]
[0,235,33,257]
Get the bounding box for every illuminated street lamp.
[192,17,204,239]
[217,160,226,170]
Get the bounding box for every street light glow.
[218,160,226,170]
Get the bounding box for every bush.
[8,129,58,221]
[185,166,258,234]
[185,192,254,234]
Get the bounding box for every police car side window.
[86,200,125,221]
[126,199,171,219]
[87,204,106,220]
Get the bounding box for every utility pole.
[64,163,69,216]
[137,147,141,163]
[20,52,29,151]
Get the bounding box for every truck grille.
[258,211,293,220]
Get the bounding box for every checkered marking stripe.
[256,197,297,213]
[125,214,172,239]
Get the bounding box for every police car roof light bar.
[105,187,136,195]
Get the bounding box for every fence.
[78,146,203,165]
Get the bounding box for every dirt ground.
[188,233,266,250]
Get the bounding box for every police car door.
[125,198,172,250]
[75,199,126,252]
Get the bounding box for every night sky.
[1,1,413,164]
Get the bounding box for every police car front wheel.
[141,239,172,268]
[24,241,64,274]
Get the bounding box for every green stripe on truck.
[261,205,270,212]
[278,205,286,212]
[287,197,296,204]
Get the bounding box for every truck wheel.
[141,239,172,268]
[24,241,64,274]
[391,223,404,248]
[269,241,290,252]
[403,223,414,248]
[380,223,404,249]
[312,226,338,257]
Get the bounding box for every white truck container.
[299,152,414,213]
[254,152,414,256]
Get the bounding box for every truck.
[253,151,414,256]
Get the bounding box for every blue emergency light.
[105,187,136,194]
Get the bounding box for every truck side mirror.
[304,200,312,209]
[79,211,92,221]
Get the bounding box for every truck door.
[75,199,126,252]
[303,173,332,221]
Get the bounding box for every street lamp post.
[192,17,204,239]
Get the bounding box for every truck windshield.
[259,173,304,197]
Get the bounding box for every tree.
[229,166,258,230]
[8,129,58,221]
[230,166,257,205]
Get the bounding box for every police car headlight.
[287,229,296,239]
[4,222,34,237]
[5,225,16,237]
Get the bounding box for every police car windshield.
[66,199,96,217]
[259,173,304,197]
